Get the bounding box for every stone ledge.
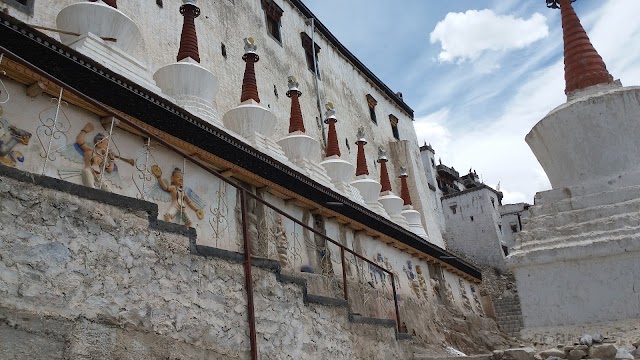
[0,164,198,241]
[396,332,414,341]
[348,313,396,328]
[304,294,349,308]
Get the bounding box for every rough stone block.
[505,347,536,360]
[589,344,618,359]
[539,348,567,359]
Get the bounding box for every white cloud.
[430,9,549,62]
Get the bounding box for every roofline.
[287,0,415,119]
[441,184,504,201]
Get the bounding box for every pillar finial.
[355,127,369,176]
[287,76,305,133]
[378,146,392,192]
[399,166,412,206]
[324,102,341,157]
[549,0,614,95]
[240,37,261,103]
[177,0,201,63]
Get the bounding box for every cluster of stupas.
[51,0,430,241]
[508,0,640,329]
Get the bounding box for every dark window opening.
[156,0,163,7]
[431,158,435,167]
[389,114,400,140]
[366,94,378,124]
[491,197,496,208]
[345,138,350,153]
[498,224,502,233]
[221,43,227,58]
[510,223,518,233]
[273,85,278,98]
[470,216,474,222]
[301,32,321,78]
[502,245,509,256]
[261,0,283,43]
[3,0,34,14]
[449,205,457,214]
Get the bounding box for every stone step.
[527,197,640,230]
[522,211,640,239]
[516,224,640,252]
[531,184,640,217]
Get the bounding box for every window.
[156,0,163,7]
[510,222,518,233]
[470,216,474,222]
[491,197,496,208]
[221,43,227,58]
[449,204,457,214]
[3,0,34,14]
[262,0,283,43]
[431,158,435,167]
[366,94,378,124]
[389,114,400,140]
[301,32,321,78]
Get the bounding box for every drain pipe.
[306,17,327,147]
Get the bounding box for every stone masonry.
[0,167,514,359]
[494,293,524,338]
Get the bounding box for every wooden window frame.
[3,0,35,15]
[261,0,284,44]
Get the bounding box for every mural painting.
[147,165,205,227]
[0,117,31,167]
[58,122,134,192]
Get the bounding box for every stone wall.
[0,168,513,359]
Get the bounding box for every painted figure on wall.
[403,260,421,298]
[59,122,133,191]
[369,253,387,285]
[0,118,31,167]
[147,165,205,227]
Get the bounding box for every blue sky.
[304,0,640,203]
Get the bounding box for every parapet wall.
[0,167,512,359]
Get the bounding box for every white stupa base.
[320,156,365,202]
[223,100,277,138]
[351,176,389,218]
[154,59,221,127]
[222,101,288,162]
[507,179,640,328]
[401,205,429,240]
[246,132,289,164]
[379,192,409,229]
[277,132,321,163]
[57,1,141,53]
[276,133,334,188]
[63,33,160,94]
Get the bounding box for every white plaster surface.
[56,2,141,53]
[441,188,506,270]
[154,59,221,126]
[527,86,640,190]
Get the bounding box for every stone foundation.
[0,168,512,359]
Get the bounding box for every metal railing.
[0,46,402,360]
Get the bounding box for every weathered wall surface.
[0,169,511,359]
[442,188,506,271]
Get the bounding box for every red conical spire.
[324,103,341,157]
[287,76,305,133]
[558,0,614,94]
[177,0,201,63]
[354,128,369,176]
[377,146,392,193]
[399,167,412,206]
[240,38,261,103]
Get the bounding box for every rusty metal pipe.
[391,275,401,333]
[240,190,259,360]
[340,247,348,301]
